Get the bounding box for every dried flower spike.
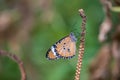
[74,9,87,80]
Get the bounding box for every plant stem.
[74,9,87,80]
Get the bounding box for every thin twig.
[0,50,26,80]
[74,9,86,80]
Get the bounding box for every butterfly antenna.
[74,9,87,80]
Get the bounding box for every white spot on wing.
[51,46,57,56]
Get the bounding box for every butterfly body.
[46,32,76,60]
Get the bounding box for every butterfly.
[46,32,77,60]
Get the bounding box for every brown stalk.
[74,9,87,80]
[0,50,26,80]
[99,0,112,42]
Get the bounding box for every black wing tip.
[46,48,50,58]
[46,49,59,60]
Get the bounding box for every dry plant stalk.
[0,50,26,80]
[99,0,112,42]
[74,9,87,80]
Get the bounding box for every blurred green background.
[0,0,104,80]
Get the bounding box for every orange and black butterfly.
[46,32,77,60]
